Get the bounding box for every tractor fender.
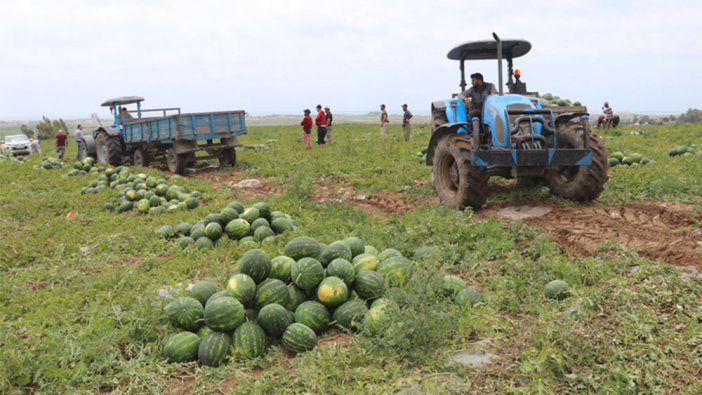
[426,122,472,166]
[82,134,97,157]
[554,112,588,129]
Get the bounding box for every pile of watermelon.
[608,151,652,167]
[155,200,297,249]
[161,235,418,367]
[66,157,102,176]
[540,93,582,107]
[85,167,201,214]
[35,157,66,170]
[668,144,701,157]
[0,154,27,162]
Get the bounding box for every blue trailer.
[81,96,247,173]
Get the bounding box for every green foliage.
[33,116,69,140]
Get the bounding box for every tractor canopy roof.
[100,96,145,107]
[447,39,531,61]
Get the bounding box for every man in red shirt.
[55,129,68,160]
[315,104,327,148]
[300,109,313,150]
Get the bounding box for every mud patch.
[190,170,285,199]
[313,177,419,216]
[483,202,702,268]
[164,374,197,395]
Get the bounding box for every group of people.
[300,105,333,150]
[379,104,413,141]
[53,124,84,161]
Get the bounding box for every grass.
[0,122,701,393]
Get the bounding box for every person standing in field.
[31,137,42,156]
[74,124,84,161]
[402,104,413,142]
[324,106,333,144]
[300,109,313,150]
[379,104,389,138]
[55,129,67,160]
[315,104,327,148]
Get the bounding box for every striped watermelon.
[233,322,268,360]
[285,284,308,312]
[257,303,294,338]
[197,326,214,339]
[206,290,231,307]
[294,301,331,334]
[271,217,294,234]
[342,236,365,258]
[353,270,386,301]
[291,257,325,291]
[378,248,403,261]
[239,249,272,284]
[455,286,482,306]
[376,256,413,287]
[239,207,260,223]
[325,258,355,287]
[284,236,321,260]
[281,323,317,353]
[225,219,250,240]
[163,331,201,363]
[255,278,290,309]
[253,226,275,242]
[441,275,467,298]
[332,300,369,331]
[252,202,272,221]
[204,296,245,332]
[270,255,295,282]
[250,217,270,232]
[318,241,353,266]
[227,201,245,214]
[204,222,223,240]
[226,273,257,307]
[164,297,204,332]
[220,207,240,223]
[198,331,232,367]
[316,276,349,308]
[363,245,379,256]
[190,281,219,307]
[352,254,380,273]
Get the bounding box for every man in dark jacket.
[459,72,496,119]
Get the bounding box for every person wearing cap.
[300,109,313,150]
[315,104,327,148]
[459,72,496,119]
[401,104,413,142]
[379,104,389,138]
[324,106,333,144]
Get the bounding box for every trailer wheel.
[133,148,150,167]
[96,132,122,166]
[432,134,489,210]
[166,146,185,174]
[219,148,236,167]
[546,123,609,201]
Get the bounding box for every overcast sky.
[1,0,700,119]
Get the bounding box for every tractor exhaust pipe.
[493,32,504,96]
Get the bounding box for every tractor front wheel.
[432,135,489,210]
[95,132,122,166]
[546,123,609,201]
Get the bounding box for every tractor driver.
[120,107,134,124]
[459,72,497,119]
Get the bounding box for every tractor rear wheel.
[132,148,150,167]
[166,146,186,174]
[218,148,236,167]
[432,134,489,209]
[95,132,122,166]
[546,123,608,201]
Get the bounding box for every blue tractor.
[427,34,608,209]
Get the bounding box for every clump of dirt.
[190,170,285,199]
[313,177,421,216]
[482,202,702,269]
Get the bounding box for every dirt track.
[190,170,702,269]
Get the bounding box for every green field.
[1,123,701,394]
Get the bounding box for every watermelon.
[352,254,380,273]
[239,249,272,283]
[270,210,288,220]
[545,279,570,300]
[233,322,268,360]
[250,217,270,232]
[190,281,219,307]
[364,298,395,336]
[225,219,250,240]
[363,245,379,256]
[378,248,403,261]
[442,275,467,298]
[204,222,223,241]
[175,222,192,236]
[284,236,322,260]
[198,331,232,367]
[189,224,206,240]
[270,255,295,282]
[156,225,176,239]
[204,213,226,226]
[294,301,331,334]
[155,183,169,196]
[332,300,369,331]
[316,276,349,308]
[342,236,365,258]
[240,236,257,247]
[252,202,272,221]
[271,218,295,234]
[163,332,201,363]
[285,284,308,312]
[253,226,275,242]
[319,241,353,266]
[118,200,134,213]
[377,256,413,287]
[220,207,240,223]
[149,195,162,208]
[197,326,214,339]
[195,237,214,250]
[136,198,150,213]
[164,297,204,332]
[325,258,355,287]
[455,286,482,307]
[226,273,257,307]
[291,257,325,291]
[255,278,290,309]
[281,323,317,353]
[385,287,410,307]
[227,201,245,214]
[257,303,294,338]
[239,207,260,223]
[353,270,385,301]
[206,290,231,307]
[204,296,245,332]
